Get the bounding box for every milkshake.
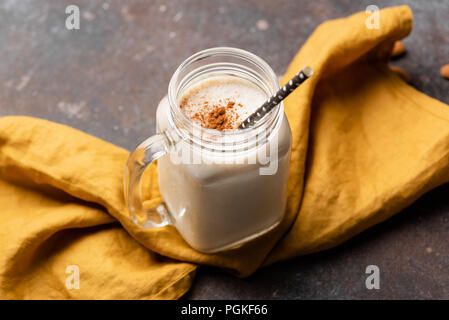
[125,47,292,253]
[156,75,291,252]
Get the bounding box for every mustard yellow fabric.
[1,6,448,299]
[0,119,196,299]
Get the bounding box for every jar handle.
[124,131,172,228]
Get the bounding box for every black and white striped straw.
[238,66,314,129]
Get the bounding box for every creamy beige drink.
[156,75,291,252]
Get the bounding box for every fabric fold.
[0,118,196,299]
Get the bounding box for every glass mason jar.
[124,47,292,253]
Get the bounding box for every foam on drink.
[179,76,266,131]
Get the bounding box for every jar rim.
[167,47,283,152]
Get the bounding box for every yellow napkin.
[0,119,196,299]
[1,6,448,299]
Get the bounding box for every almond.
[389,65,411,83]
[391,41,406,58]
[440,64,449,80]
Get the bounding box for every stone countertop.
[0,0,447,299]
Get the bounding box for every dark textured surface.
[0,0,448,299]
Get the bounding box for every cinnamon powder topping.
[178,77,266,131]
[180,99,241,131]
